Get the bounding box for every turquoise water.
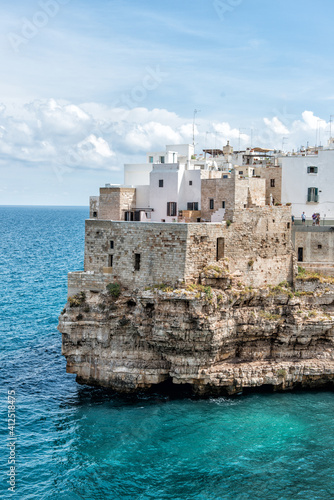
[1,206,334,500]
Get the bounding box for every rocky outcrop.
[58,279,334,395]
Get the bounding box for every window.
[149,156,153,163]
[216,238,225,261]
[93,211,97,217]
[189,180,193,186]
[209,199,214,210]
[159,179,164,187]
[270,179,275,187]
[239,171,243,175]
[307,166,318,174]
[298,247,303,262]
[109,255,113,267]
[223,175,228,179]
[307,187,319,202]
[167,202,177,217]
[318,244,322,249]
[134,253,141,271]
[160,156,165,163]
[110,240,114,249]
[187,202,198,211]
[222,201,225,209]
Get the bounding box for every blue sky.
[1,0,334,205]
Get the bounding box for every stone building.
[67,204,294,297]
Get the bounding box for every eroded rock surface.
[58,281,334,395]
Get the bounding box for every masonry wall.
[98,187,136,220]
[223,206,294,286]
[89,196,99,218]
[201,174,265,222]
[293,227,334,263]
[255,166,282,205]
[82,207,294,291]
[201,177,235,221]
[84,220,190,287]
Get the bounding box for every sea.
[1,205,334,500]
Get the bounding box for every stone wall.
[67,271,111,297]
[254,166,282,205]
[89,196,99,219]
[293,227,334,264]
[98,187,136,220]
[201,173,265,222]
[84,220,191,288]
[223,207,295,286]
[83,207,294,290]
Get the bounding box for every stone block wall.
[223,206,294,286]
[89,196,99,219]
[67,271,111,297]
[82,207,294,290]
[98,187,136,220]
[84,220,190,288]
[293,227,334,263]
[201,174,265,222]
[254,166,282,205]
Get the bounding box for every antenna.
[192,109,200,148]
[238,128,246,151]
[330,115,334,139]
[282,137,287,152]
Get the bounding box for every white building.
[122,144,232,222]
[281,144,334,222]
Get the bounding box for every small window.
[134,253,141,271]
[149,156,154,163]
[189,180,193,186]
[307,166,318,174]
[187,202,199,211]
[287,222,290,229]
[93,211,97,217]
[167,202,177,217]
[307,187,319,202]
[239,171,243,175]
[209,199,214,210]
[159,179,164,187]
[110,240,114,249]
[270,179,275,187]
[222,201,225,209]
[318,244,322,249]
[223,175,228,179]
[160,156,165,163]
[109,255,113,267]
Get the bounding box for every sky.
[1,0,334,205]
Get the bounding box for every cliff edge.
[58,274,334,395]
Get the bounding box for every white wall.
[124,163,152,185]
[149,164,184,222]
[178,170,202,210]
[281,149,334,221]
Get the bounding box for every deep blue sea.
[1,206,334,500]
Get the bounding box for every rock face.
[59,281,334,395]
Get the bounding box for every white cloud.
[0,98,332,175]
[263,117,289,135]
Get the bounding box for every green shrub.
[226,220,232,227]
[107,282,121,298]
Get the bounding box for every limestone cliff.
[58,277,334,395]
